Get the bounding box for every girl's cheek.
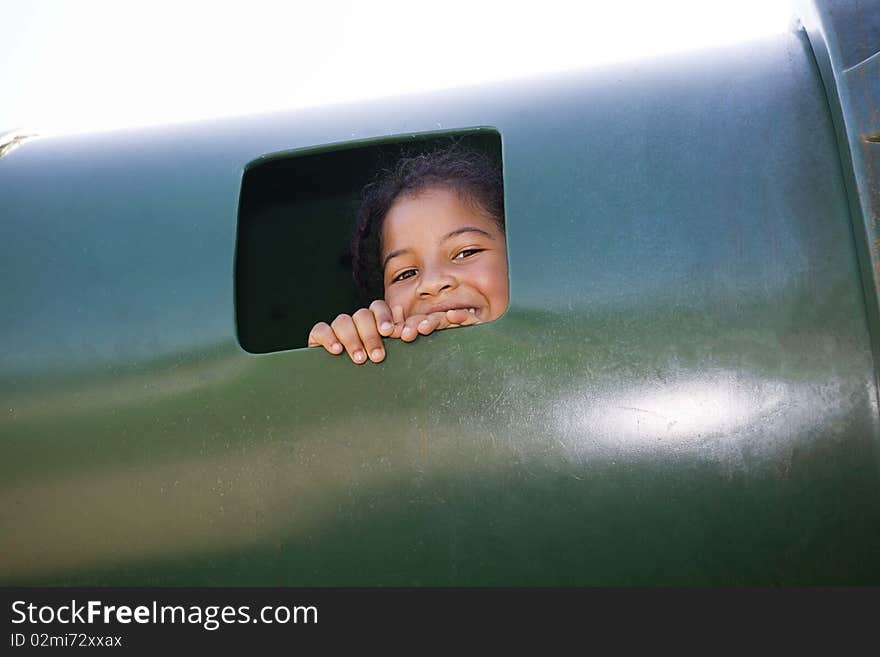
[384,288,407,311]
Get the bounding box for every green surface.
[1,10,878,584]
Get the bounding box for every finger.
[353,307,385,363]
[416,310,476,335]
[387,304,406,339]
[369,300,395,337]
[400,314,425,342]
[307,322,344,355]
[444,308,480,326]
[330,314,367,364]
[417,312,446,335]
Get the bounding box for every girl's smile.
[381,187,509,323]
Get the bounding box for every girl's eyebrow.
[442,226,494,242]
[382,227,495,270]
[383,248,409,270]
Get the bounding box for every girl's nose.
[417,267,457,297]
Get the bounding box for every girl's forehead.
[381,187,499,244]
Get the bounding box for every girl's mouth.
[420,303,479,316]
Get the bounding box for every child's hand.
[307,303,479,364]
[397,308,480,343]
[308,300,399,364]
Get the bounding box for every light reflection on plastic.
[553,370,825,458]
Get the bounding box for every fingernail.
[371,348,383,361]
[420,319,429,327]
[331,342,342,353]
[380,322,392,332]
[353,350,365,362]
[403,327,414,338]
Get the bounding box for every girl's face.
[380,187,509,323]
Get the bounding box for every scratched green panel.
[1,16,878,584]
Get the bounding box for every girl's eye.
[392,269,417,283]
[454,248,483,260]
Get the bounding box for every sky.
[2,0,795,136]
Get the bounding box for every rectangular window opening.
[235,129,504,354]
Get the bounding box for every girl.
[308,146,509,364]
